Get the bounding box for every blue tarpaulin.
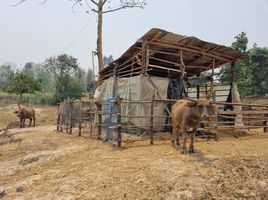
[103,98,119,141]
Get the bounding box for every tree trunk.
[97,0,104,72]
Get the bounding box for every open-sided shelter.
[94,28,247,131]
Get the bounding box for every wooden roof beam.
[148,41,233,63]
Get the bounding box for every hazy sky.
[1,0,268,73]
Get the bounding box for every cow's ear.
[185,101,196,107]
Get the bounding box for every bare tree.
[13,0,146,72]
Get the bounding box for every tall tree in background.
[0,64,15,90]
[14,0,146,73]
[249,46,268,95]
[103,54,114,66]
[219,32,252,96]
[22,62,35,78]
[86,68,94,93]
[43,54,84,101]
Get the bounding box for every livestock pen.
[56,28,268,146]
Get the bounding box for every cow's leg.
[171,126,177,146]
[22,119,25,128]
[19,119,22,128]
[189,131,196,154]
[33,116,36,127]
[176,130,180,146]
[181,130,187,154]
[29,118,32,127]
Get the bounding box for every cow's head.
[14,110,24,118]
[186,98,217,120]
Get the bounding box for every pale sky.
[1,0,268,73]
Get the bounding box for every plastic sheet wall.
[94,75,169,131]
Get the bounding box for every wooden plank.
[148,64,182,73]
[148,41,232,63]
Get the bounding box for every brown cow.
[14,103,36,128]
[171,98,217,154]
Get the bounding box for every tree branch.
[11,0,27,7]
[90,0,98,7]
[103,0,145,14]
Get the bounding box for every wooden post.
[92,51,96,81]
[78,121,82,136]
[117,97,122,147]
[96,102,102,140]
[179,50,185,80]
[205,84,208,98]
[66,108,69,134]
[112,66,117,97]
[197,74,200,99]
[69,101,73,134]
[209,59,215,99]
[231,62,236,103]
[141,40,148,74]
[150,94,155,145]
[56,103,60,131]
[90,123,93,137]
[264,114,268,133]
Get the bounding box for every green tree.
[249,46,268,95]
[43,54,83,102]
[86,68,94,93]
[0,64,15,90]
[219,32,252,96]
[103,55,114,66]
[22,62,35,78]
[231,32,248,53]
[35,64,56,92]
[6,72,42,100]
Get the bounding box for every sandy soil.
[0,105,267,199]
[0,122,267,200]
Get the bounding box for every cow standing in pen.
[15,103,36,128]
[171,98,217,154]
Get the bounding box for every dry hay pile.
[205,155,268,199]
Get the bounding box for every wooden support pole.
[179,50,185,80]
[150,94,155,145]
[141,40,148,74]
[69,101,73,134]
[66,110,69,134]
[117,97,122,147]
[209,59,215,99]
[264,114,268,133]
[78,121,82,136]
[96,103,102,140]
[112,66,117,98]
[56,103,60,131]
[197,74,200,99]
[231,61,236,103]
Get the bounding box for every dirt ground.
[0,106,268,200]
